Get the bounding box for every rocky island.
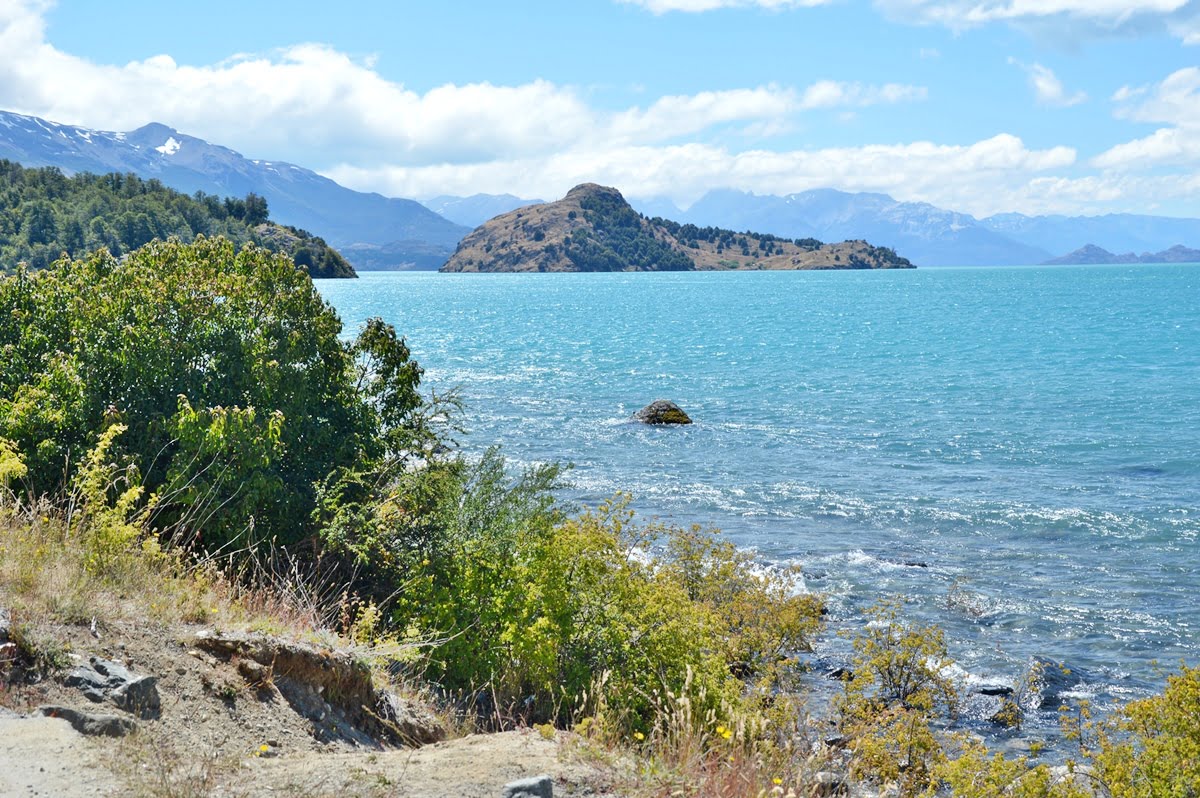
[440,183,913,273]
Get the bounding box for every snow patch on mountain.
[156,137,181,156]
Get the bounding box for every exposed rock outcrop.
[194,629,446,746]
[634,400,692,425]
[65,656,161,719]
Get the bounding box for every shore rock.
[634,400,692,425]
[39,705,137,737]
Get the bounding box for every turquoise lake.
[318,264,1199,738]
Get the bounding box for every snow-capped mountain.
[0,111,468,268]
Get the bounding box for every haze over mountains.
[3,109,1198,269]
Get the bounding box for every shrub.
[836,600,958,796]
[1092,664,1200,798]
[0,237,434,552]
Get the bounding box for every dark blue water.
[318,265,1199,742]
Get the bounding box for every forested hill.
[441,183,913,272]
[0,160,355,278]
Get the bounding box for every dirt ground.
[0,618,624,798]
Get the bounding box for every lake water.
[318,265,1199,743]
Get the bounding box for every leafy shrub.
[836,600,958,796]
[384,459,824,733]
[0,237,433,553]
[1092,664,1200,798]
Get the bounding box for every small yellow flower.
[716,724,726,735]
[259,744,270,752]
[633,731,644,741]
[721,728,732,740]
[773,778,783,785]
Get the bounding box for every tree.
[243,193,269,226]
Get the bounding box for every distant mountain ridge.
[441,183,913,273]
[631,189,1200,267]
[0,110,468,270]
[1043,244,1200,265]
[421,194,543,228]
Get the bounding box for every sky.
[2,0,1200,218]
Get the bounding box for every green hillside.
[0,160,354,278]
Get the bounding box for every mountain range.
[628,190,1200,267]
[0,111,467,270]
[1044,244,1200,265]
[3,109,1198,269]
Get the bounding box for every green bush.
[380,459,823,732]
[0,236,432,552]
[836,600,958,796]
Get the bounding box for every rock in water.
[634,400,692,425]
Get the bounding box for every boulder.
[502,775,553,798]
[39,705,137,737]
[64,657,160,719]
[633,400,692,425]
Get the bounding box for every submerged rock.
[633,400,692,425]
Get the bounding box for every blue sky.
[3,0,1200,217]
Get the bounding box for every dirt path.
[0,713,122,797]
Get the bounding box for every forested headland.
[0,160,354,277]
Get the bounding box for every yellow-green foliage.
[837,600,957,796]
[390,451,823,733]
[1092,664,1200,798]
[0,437,25,494]
[938,738,1091,798]
[658,524,822,680]
[74,424,147,574]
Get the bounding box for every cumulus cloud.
[1008,59,1087,107]
[618,0,831,13]
[0,0,1149,218]
[0,1,927,168]
[1096,68,1200,169]
[325,134,1076,217]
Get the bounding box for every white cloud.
[325,134,1076,217]
[1008,59,1087,107]
[875,0,1199,41]
[5,0,1173,219]
[0,1,926,167]
[618,0,831,13]
[1097,68,1200,169]
[1113,67,1200,127]
[799,80,928,109]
